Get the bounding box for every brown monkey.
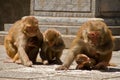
[56,20,114,70]
[4,16,43,67]
[75,54,96,70]
[40,29,65,65]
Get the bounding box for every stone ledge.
[4,23,120,35]
[62,35,120,51]
[35,16,104,26]
[0,32,119,50]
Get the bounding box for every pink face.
[88,31,101,45]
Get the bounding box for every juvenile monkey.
[56,20,114,70]
[4,16,43,67]
[75,54,96,70]
[40,29,65,65]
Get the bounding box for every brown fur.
[4,16,43,67]
[40,29,65,65]
[56,20,114,70]
[75,54,96,70]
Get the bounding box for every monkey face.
[87,31,101,45]
[22,16,39,37]
[26,26,38,36]
[44,29,60,47]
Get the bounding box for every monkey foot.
[24,60,33,67]
[15,59,22,64]
[43,60,49,65]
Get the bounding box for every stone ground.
[0,45,120,80]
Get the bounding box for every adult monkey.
[56,20,114,70]
[4,16,43,67]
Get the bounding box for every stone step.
[0,31,120,50]
[35,17,104,26]
[4,24,120,35]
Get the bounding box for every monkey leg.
[4,36,18,62]
[13,53,19,62]
[52,51,63,65]
[94,62,108,70]
[26,47,39,64]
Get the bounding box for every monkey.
[4,16,43,67]
[40,28,65,65]
[56,20,114,70]
[75,54,96,70]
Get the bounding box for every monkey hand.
[23,60,33,67]
[55,65,68,70]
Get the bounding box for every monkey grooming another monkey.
[56,20,114,70]
[40,28,65,65]
[4,16,43,67]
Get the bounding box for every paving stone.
[0,45,120,80]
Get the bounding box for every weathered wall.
[96,0,120,18]
[1,0,120,31]
[31,0,120,25]
[31,0,96,17]
[0,0,30,30]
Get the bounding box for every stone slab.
[34,0,91,12]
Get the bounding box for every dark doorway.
[0,0,30,31]
[95,0,120,18]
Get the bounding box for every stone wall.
[31,0,96,17]
[31,0,120,25]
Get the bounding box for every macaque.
[56,20,114,70]
[75,54,96,70]
[40,29,65,65]
[4,16,43,67]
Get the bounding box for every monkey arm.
[63,50,75,68]
[17,34,32,66]
[56,49,75,70]
[56,39,86,70]
[40,43,48,60]
[36,30,43,47]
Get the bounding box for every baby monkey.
[75,54,96,70]
[40,29,65,65]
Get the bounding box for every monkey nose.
[91,32,96,37]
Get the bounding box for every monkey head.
[44,29,61,46]
[75,54,96,70]
[75,54,90,65]
[82,20,113,46]
[22,16,39,37]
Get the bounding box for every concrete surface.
[0,45,120,80]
